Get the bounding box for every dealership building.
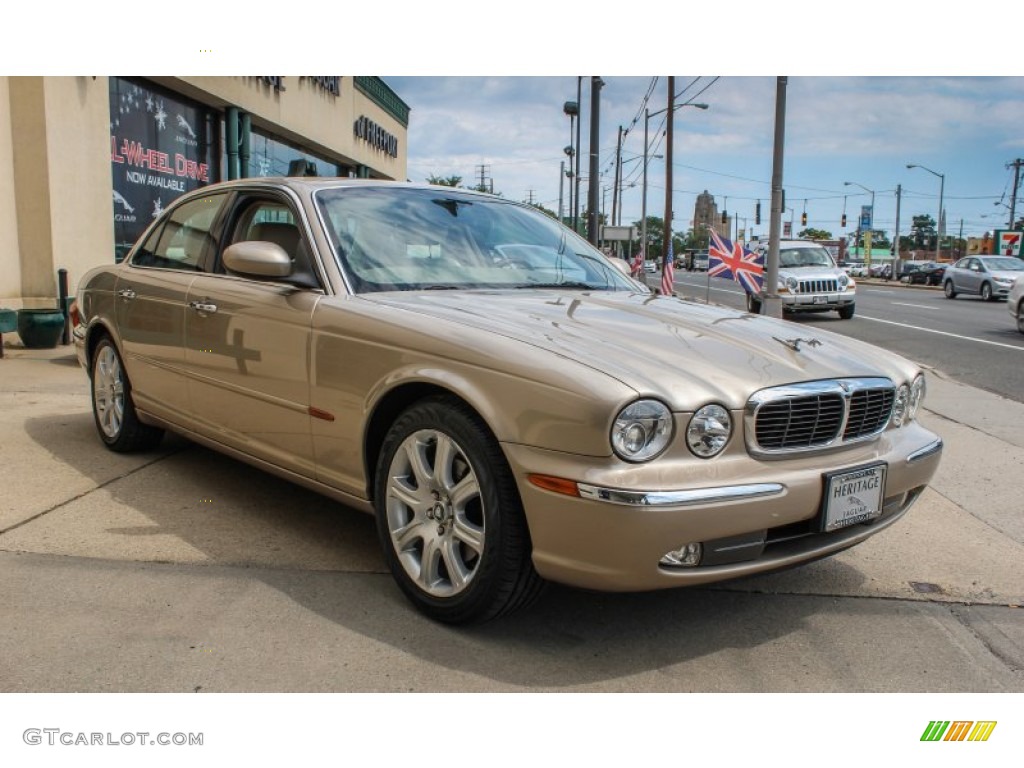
[0,76,410,308]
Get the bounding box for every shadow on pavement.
[20,411,873,689]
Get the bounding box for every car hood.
[363,290,915,410]
[777,266,846,282]
[990,269,1024,280]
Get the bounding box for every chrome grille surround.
[797,278,840,294]
[745,378,895,457]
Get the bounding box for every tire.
[981,282,994,301]
[374,396,544,624]
[745,292,762,314]
[944,280,957,299]
[838,304,855,320]
[1018,301,1024,334]
[90,336,164,452]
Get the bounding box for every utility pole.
[1008,158,1023,230]
[641,109,650,264]
[763,76,788,318]
[612,125,623,231]
[587,77,603,246]
[893,183,902,268]
[663,76,675,270]
[475,164,492,194]
[558,161,565,223]
[574,77,583,234]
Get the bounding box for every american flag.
[661,240,674,296]
[631,248,644,277]
[708,228,764,294]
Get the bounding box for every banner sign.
[109,78,214,260]
[860,205,873,229]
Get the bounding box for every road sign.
[860,205,873,229]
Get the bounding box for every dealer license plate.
[812,295,827,304]
[822,463,886,532]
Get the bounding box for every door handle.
[117,288,136,300]
[189,300,218,314]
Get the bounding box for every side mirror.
[223,241,292,278]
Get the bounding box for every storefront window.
[109,78,215,261]
[244,130,342,179]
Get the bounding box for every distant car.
[942,255,1024,301]
[1008,275,1024,334]
[869,262,892,279]
[842,261,867,277]
[692,252,709,271]
[899,261,945,286]
[644,260,658,273]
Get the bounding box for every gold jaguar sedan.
[72,178,943,624]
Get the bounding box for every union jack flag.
[708,228,764,294]
[631,248,644,277]
[661,240,674,296]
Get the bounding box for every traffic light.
[721,210,728,224]
[841,213,847,227]
[801,211,807,226]
[755,201,761,225]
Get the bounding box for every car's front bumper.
[779,288,856,312]
[505,422,942,592]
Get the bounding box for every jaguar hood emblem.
[773,336,823,352]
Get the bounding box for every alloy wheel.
[384,429,485,598]
[93,344,125,439]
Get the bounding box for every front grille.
[746,378,895,455]
[755,394,844,449]
[844,387,895,440]
[797,278,840,293]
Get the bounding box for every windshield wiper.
[515,281,598,290]
[422,284,464,290]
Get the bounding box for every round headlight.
[611,400,673,462]
[686,404,732,458]
[891,384,910,427]
[908,374,926,420]
[785,276,798,291]
[838,273,850,288]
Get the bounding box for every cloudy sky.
[385,75,1024,243]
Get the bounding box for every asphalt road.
[671,273,1024,403]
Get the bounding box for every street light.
[907,163,945,260]
[563,100,578,232]
[641,100,709,268]
[844,181,876,266]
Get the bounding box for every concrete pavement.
[0,336,1021,692]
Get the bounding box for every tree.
[909,214,937,249]
[529,202,557,220]
[799,227,833,241]
[630,216,667,260]
[426,174,462,187]
[850,229,890,250]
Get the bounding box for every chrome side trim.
[576,482,785,507]
[907,438,943,465]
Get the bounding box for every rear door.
[115,193,228,422]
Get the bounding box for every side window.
[132,195,225,271]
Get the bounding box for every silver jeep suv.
[746,240,857,319]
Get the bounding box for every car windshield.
[779,246,835,269]
[315,186,639,293]
[981,257,1024,271]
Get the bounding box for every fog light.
[659,542,703,567]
